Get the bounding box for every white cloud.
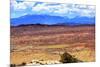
[80,9,95,17]
[31,2,95,18]
[15,0,96,5]
[11,0,35,10]
[11,0,95,18]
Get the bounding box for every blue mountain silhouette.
[11,15,95,26]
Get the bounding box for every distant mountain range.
[11,15,95,26]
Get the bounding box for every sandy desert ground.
[10,25,95,65]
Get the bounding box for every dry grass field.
[10,25,95,65]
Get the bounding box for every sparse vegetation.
[60,52,81,63]
[20,62,26,66]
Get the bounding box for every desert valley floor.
[10,25,95,65]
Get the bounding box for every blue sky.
[11,0,95,19]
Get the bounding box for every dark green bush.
[60,52,80,63]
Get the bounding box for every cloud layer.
[11,0,95,18]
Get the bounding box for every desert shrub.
[20,62,26,66]
[10,64,16,67]
[60,52,80,63]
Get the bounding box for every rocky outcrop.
[26,60,61,66]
